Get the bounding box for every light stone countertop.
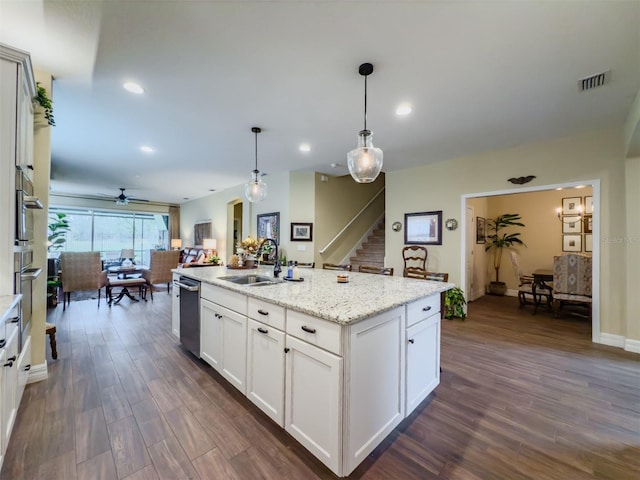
[0,294,21,324]
[173,266,453,325]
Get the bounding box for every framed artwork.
[404,211,442,245]
[584,196,593,214]
[584,215,593,234]
[585,233,593,252]
[476,217,486,244]
[290,222,313,241]
[194,221,212,247]
[562,234,582,252]
[562,197,582,215]
[562,216,582,234]
[257,212,280,244]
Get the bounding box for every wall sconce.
[170,238,182,250]
[203,238,217,260]
[556,207,583,225]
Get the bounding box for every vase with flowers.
[237,236,260,268]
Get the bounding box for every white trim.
[461,179,601,343]
[624,338,640,354]
[598,333,625,348]
[26,362,48,383]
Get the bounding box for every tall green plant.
[48,212,70,251]
[484,213,525,283]
[35,83,55,126]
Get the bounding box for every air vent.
[578,70,610,91]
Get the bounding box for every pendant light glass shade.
[348,63,383,183]
[347,129,383,183]
[245,127,268,203]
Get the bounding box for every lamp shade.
[347,130,383,183]
[245,177,268,203]
[203,238,217,251]
[120,248,135,259]
[171,238,182,249]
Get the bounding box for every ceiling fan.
[114,188,148,205]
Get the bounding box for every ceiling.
[1,1,639,205]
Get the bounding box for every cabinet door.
[406,314,440,414]
[1,328,18,452]
[246,319,285,426]
[221,307,247,394]
[171,273,180,338]
[285,335,342,475]
[200,299,222,371]
[16,335,31,406]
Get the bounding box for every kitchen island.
[172,266,452,477]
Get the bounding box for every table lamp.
[171,238,182,250]
[203,238,217,262]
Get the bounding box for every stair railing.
[319,187,385,255]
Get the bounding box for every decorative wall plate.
[445,218,458,231]
[392,221,402,232]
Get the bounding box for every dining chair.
[322,263,352,271]
[142,249,180,299]
[297,262,315,268]
[509,251,538,308]
[59,252,109,310]
[358,265,394,276]
[553,254,592,316]
[402,246,427,277]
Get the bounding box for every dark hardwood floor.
[2,291,639,479]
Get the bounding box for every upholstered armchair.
[142,250,180,299]
[553,254,592,315]
[59,252,108,310]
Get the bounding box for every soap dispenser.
[287,261,293,279]
[292,261,300,280]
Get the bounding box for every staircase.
[349,219,385,270]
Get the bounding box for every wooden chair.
[297,262,315,268]
[59,252,108,310]
[402,246,427,277]
[45,322,57,360]
[322,263,352,271]
[358,265,394,276]
[403,267,428,279]
[424,272,449,320]
[553,254,592,316]
[142,250,180,299]
[509,250,552,309]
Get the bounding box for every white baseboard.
[624,338,640,354]
[505,289,518,297]
[27,362,48,384]
[598,333,626,348]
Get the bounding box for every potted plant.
[48,212,70,252]
[484,213,526,295]
[444,287,467,320]
[35,83,55,127]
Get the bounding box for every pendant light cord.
[363,74,368,131]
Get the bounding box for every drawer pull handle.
[4,361,13,368]
[408,338,415,344]
[25,364,31,371]
[257,309,269,316]
[10,316,19,323]
[257,327,268,334]
[301,326,316,334]
[7,355,16,362]
[284,347,290,353]
[0,339,5,348]
[422,306,432,312]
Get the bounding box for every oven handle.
[174,281,200,292]
[21,268,42,281]
[23,195,44,209]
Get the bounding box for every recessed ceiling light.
[396,103,412,116]
[299,144,311,152]
[139,145,154,154]
[123,81,145,94]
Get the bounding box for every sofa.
[179,247,205,265]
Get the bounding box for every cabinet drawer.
[248,297,285,331]
[201,283,247,315]
[406,295,440,327]
[286,310,342,356]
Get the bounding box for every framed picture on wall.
[476,217,486,244]
[404,211,442,245]
[257,212,280,244]
[194,221,212,247]
[562,197,582,215]
[584,233,593,252]
[584,215,593,234]
[290,222,313,241]
[562,234,582,252]
[584,196,593,214]
[562,216,582,234]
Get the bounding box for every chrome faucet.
[257,238,281,278]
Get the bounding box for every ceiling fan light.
[347,130,383,183]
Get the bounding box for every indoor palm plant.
[484,213,525,295]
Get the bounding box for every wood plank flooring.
[2,292,639,479]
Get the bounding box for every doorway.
[460,179,600,343]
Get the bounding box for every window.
[49,207,170,265]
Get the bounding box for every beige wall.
[625,157,640,346]
[289,171,315,264]
[386,127,628,340]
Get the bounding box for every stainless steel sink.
[218,274,279,286]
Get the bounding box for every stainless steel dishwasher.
[175,276,201,357]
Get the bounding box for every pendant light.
[245,127,268,203]
[347,62,383,183]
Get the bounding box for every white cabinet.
[246,318,285,426]
[405,300,441,414]
[285,334,342,474]
[200,298,247,394]
[1,327,19,454]
[171,273,180,338]
[16,335,31,406]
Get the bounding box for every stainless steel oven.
[15,166,43,246]
[14,248,41,353]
